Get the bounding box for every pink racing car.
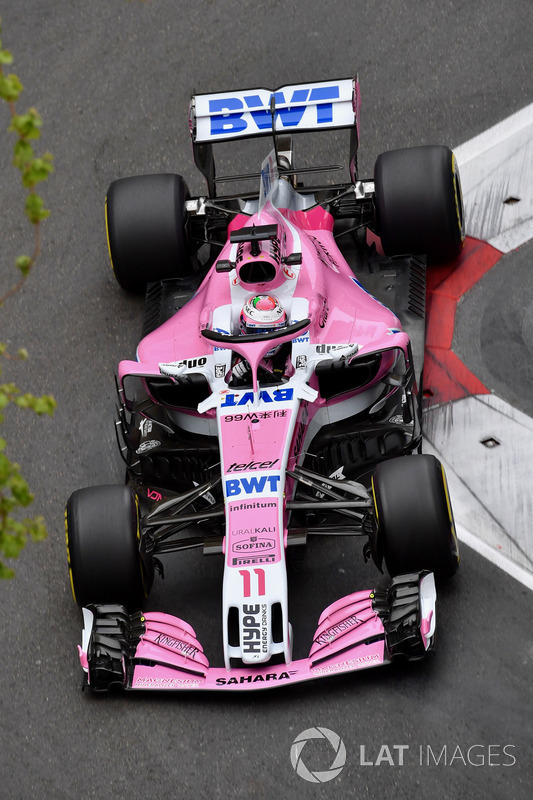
[65,77,463,691]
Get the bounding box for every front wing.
[78,572,436,691]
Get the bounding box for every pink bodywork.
[98,196,421,688]
[120,205,405,374]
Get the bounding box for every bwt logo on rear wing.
[190,78,359,142]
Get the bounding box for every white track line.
[424,394,533,590]
[454,103,533,252]
[456,523,533,591]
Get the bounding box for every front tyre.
[374,145,465,261]
[372,454,459,579]
[65,485,148,608]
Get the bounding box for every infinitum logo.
[290,727,346,783]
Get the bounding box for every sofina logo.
[290,727,346,783]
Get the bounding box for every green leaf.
[21,154,54,188]
[0,563,15,580]
[12,392,56,416]
[0,382,19,397]
[0,72,23,102]
[1,530,26,557]
[0,49,13,65]
[13,139,34,168]
[13,394,30,409]
[16,348,29,360]
[9,108,42,139]
[25,515,47,542]
[33,395,56,416]
[15,255,32,275]
[25,193,50,223]
[10,477,33,507]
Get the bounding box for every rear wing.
[188,77,360,196]
[189,77,359,142]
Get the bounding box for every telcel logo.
[227,459,278,473]
[209,86,340,137]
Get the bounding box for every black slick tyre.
[374,145,465,261]
[372,454,459,579]
[65,484,147,608]
[106,173,192,293]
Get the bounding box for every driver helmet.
[240,295,287,356]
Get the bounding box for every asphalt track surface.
[1,2,532,798]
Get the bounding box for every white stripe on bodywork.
[80,607,95,673]
[419,572,436,645]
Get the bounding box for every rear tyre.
[65,485,147,608]
[106,173,192,293]
[372,455,459,579]
[374,145,464,261]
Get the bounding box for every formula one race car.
[65,77,462,691]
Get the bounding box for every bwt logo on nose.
[226,475,281,496]
[209,86,340,136]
